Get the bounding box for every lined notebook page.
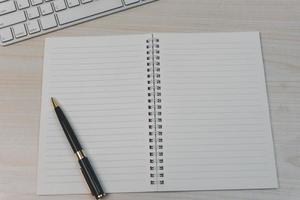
[156,32,278,191]
[37,34,155,194]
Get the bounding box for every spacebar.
[57,0,123,25]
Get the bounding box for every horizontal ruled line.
[51,43,143,50]
[166,142,266,147]
[163,162,268,167]
[45,164,145,170]
[51,71,145,78]
[47,100,145,107]
[49,107,144,113]
[45,151,145,157]
[166,175,271,181]
[46,171,146,177]
[49,60,145,66]
[163,149,265,154]
[46,137,145,145]
[49,76,144,84]
[166,155,265,160]
[48,125,145,131]
[51,54,144,61]
[162,117,263,121]
[44,178,146,184]
[48,112,145,119]
[46,132,145,138]
[166,135,265,140]
[165,168,270,174]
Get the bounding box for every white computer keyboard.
[0,0,156,46]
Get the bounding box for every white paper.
[155,32,278,191]
[37,34,155,194]
[38,32,278,195]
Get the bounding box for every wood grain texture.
[0,0,299,199]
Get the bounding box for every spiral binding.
[146,35,164,186]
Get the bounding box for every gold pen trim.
[97,194,106,199]
[51,97,59,108]
[76,150,85,160]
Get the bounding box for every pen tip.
[51,97,59,108]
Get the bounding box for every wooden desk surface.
[1,0,300,199]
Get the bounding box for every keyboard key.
[40,14,57,30]
[57,0,123,25]
[0,1,16,15]
[53,0,67,12]
[0,0,154,45]
[26,19,41,34]
[124,0,140,5]
[13,24,27,38]
[0,11,26,29]
[81,0,93,4]
[30,0,43,6]
[0,27,13,42]
[26,7,40,19]
[16,0,30,9]
[40,3,53,15]
[66,0,80,8]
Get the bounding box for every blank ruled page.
[37,34,154,194]
[156,32,278,191]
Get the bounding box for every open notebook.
[37,32,278,195]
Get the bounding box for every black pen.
[51,97,105,199]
